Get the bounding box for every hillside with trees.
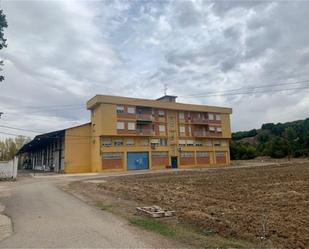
[230,118,309,160]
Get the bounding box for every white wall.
[0,157,18,179]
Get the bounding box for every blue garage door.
[127,152,149,170]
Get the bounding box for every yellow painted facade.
[24,95,232,174]
[85,95,232,173]
[64,123,91,173]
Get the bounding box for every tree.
[0,9,8,82]
[0,136,31,161]
[284,127,297,159]
[266,138,287,158]
[230,141,257,160]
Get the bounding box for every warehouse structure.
[19,95,232,173]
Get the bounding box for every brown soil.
[70,163,309,249]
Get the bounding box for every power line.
[0,125,44,134]
[0,131,30,137]
[178,80,309,98]
[2,79,309,116]
[181,85,309,98]
[0,124,94,139]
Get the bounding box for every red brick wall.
[180,157,195,165]
[208,120,222,124]
[196,157,210,164]
[216,155,227,164]
[185,124,192,136]
[117,113,136,119]
[117,106,136,119]
[152,157,169,167]
[102,159,123,169]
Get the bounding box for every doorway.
[171,156,178,169]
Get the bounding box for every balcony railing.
[192,118,221,124]
[192,118,209,124]
[137,128,155,136]
[193,131,209,137]
[194,131,222,137]
[136,114,154,122]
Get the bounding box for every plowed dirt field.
[73,163,309,248]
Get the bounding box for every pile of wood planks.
[136,205,175,218]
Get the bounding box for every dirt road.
[0,175,182,248]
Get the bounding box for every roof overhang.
[18,129,65,154]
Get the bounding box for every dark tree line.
[230,118,309,159]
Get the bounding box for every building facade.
[19,95,232,173]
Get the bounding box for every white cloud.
[1,0,309,139]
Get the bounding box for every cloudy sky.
[1,0,309,138]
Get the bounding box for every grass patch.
[129,217,176,237]
[96,202,115,211]
[129,217,252,249]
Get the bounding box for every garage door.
[127,152,149,170]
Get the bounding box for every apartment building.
[87,95,232,172]
[19,95,232,173]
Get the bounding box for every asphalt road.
[0,175,181,248]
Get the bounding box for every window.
[117,122,125,130]
[150,139,159,146]
[216,114,221,120]
[208,113,214,120]
[196,152,209,157]
[179,112,184,119]
[179,139,186,147]
[206,140,212,146]
[128,122,136,130]
[188,126,192,134]
[186,140,194,146]
[116,105,125,114]
[160,138,167,146]
[195,140,203,146]
[102,152,123,159]
[179,126,185,133]
[114,139,123,146]
[214,140,221,146]
[127,106,136,114]
[209,126,215,132]
[221,140,227,146]
[152,151,168,157]
[102,138,112,147]
[159,125,166,132]
[216,152,225,157]
[181,152,194,158]
[126,138,134,146]
[158,110,165,117]
[140,139,149,146]
[216,127,222,132]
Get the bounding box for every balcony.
[192,118,209,124]
[194,131,209,137]
[192,118,221,125]
[136,114,153,124]
[136,128,154,136]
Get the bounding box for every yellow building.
[19,95,232,173]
